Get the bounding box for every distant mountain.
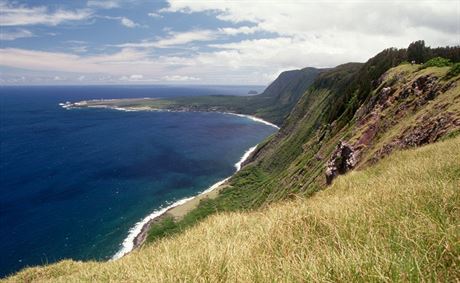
[261,67,324,100]
[253,67,323,123]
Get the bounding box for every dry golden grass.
[5,137,460,282]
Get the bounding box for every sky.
[0,0,459,85]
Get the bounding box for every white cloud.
[87,0,120,9]
[101,15,141,28]
[218,26,261,36]
[65,40,89,53]
[148,12,163,18]
[155,29,216,46]
[116,26,262,49]
[69,46,88,53]
[162,75,200,81]
[120,17,138,28]
[162,0,458,35]
[117,29,217,48]
[162,0,460,38]
[0,28,34,40]
[0,47,255,84]
[88,48,149,64]
[129,74,143,80]
[0,48,150,74]
[0,1,92,26]
[119,74,146,81]
[156,0,459,76]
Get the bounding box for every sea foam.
[227,113,280,129]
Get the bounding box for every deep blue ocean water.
[0,85,274,277]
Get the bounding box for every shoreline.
[112,147,257,260]
[59,100,280,130]
[128,177,231,256]
[61,100,279,260]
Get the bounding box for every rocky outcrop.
[370,114,460,163]
[326,67,460,182]
[325,141,357,184]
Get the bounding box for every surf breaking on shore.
[112,145,259,260]
[228,113,280,129]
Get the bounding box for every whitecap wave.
[235,146,257,171]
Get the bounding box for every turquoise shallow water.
[0,85,275,277]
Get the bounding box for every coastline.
[112,146,258,260]
[60,99,281,130]
[61,100,278,260]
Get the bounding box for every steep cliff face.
[236,58,459,204]
[260,67,323,103]
[323,64,460,183]
[351,65,460,163]
[245,67,323,124]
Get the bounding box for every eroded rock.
[369,114,460,164]
[325,141,357,185]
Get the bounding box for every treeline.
[408,40,460,64]
[316,40,459,130]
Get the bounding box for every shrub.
[421,56,452,69]
[444,62,460,80]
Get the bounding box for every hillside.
[6,135,459,282]
[244,61,460,199]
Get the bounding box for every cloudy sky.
[0,0,459,85]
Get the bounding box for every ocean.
[0,85,276,277]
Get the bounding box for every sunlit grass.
[5,136,459,282]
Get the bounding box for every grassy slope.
[6,136,460,282]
